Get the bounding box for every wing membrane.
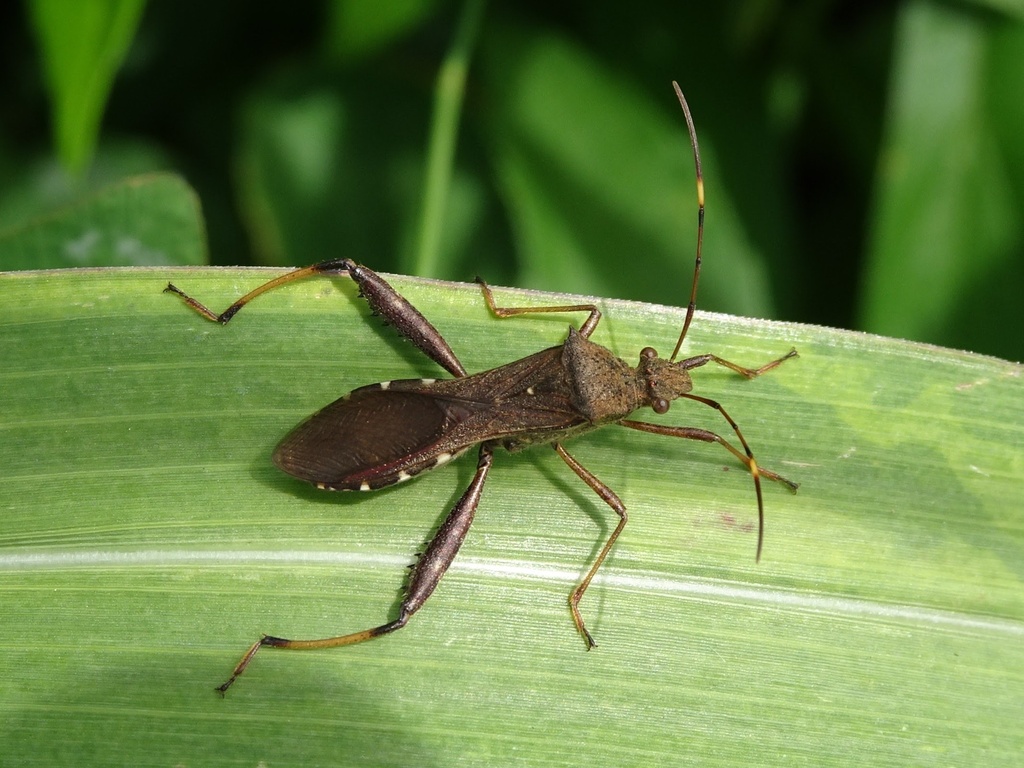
[273,388,476,489]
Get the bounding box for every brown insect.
[166,82,798,693]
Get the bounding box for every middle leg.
[476,278,604,339]
[553,443,627,649]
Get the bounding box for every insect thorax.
[562,328,646,424]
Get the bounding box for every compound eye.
[652,397,669,415]
[640,347,657,361]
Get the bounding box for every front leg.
[622,392,798,562]
[165,259,466,377]
[215,445,495,694]
[680,348,798,380]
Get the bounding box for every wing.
[273,386,481,490]
[273,345,589,491]
[425,347,592,448]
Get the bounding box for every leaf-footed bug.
[165,82,798,694]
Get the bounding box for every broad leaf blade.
[0,173,207,270]
[1,268,1021,765]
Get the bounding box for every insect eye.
[652,397,670,414]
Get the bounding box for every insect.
[166,82,798,693]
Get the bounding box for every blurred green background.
[1,0,1021,360]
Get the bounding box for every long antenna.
[669,82,704,363]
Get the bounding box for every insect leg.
[165,259,466,377]
[475,278,604,338]
[215,446,493,694]
[164,259,355,323]
[679,348,798,379]
[621,393,798,563]
[344,261,466,377]
[553,443,627,650]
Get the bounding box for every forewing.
[273,387,478,490]
[274,346,588,490]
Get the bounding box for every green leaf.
[479,28,777,318]
[861,1,1024,357]
[236,87,350,266]
[406,0,486,278]
[323,0,442,62]
[28,0,147,175]
[964,0,1024,20]
[1,267,1020,765]
[0,173,207,269]
[0,139,177,234]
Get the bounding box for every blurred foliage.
[26,0,146,174]
[0,0,1021,360]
